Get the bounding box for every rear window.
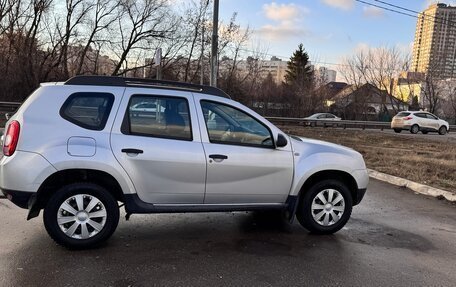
[396,112,410,117]
[60,93,114,130]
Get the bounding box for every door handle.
[209,154,228,160]
[122,148,143,154]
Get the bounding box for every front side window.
[426,113,438,120]
[124,95,192,141]
[201,100,273,148]
[60,92,114,130]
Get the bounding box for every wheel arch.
[28,169,125,219]
[299,170,359,204]
[286,169,363,222]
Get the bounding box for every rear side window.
[122,95,192,141]
[415,113,427,118]
[396,112,410,117]
[60,93,114,130]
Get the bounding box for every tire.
[439,126,447,135]
[296,179,353,234]
[410,124,419,134]
[422,131,428,134]
[394,128,402,133]
[43,182,120,249]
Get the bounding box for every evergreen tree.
[284,43,313,85]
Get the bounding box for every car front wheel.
[394,128,401,133]
[43,182,120,249]
[439,126,447,135]
[296,179,353,234]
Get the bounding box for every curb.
[368,169,456,202]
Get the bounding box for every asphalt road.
[0,179,455,287]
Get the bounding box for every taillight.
[403,116,412,120]
[3,120,20,156]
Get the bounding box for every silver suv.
[0,76,368,249]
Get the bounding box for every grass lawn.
[280,126,456,193]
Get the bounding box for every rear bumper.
[0,188,35,209]
[391,123,411,129]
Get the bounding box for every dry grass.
[281,126,456,193]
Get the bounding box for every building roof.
[330,83,408,106]
[315,81,348,99]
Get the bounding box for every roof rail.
[64,76,231,99]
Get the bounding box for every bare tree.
[340,46,410,118]
[111,0,175,76]
[181,0,210,82]
[57,0,94,78]
[75,0,117,75]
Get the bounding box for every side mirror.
[276,134,288,148]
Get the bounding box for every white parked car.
[391,111,449,135]
[130,101,165,117]
[305,113,341,127]
[0,76,368,249]
[305,113,341,121]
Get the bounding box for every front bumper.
[1,188,35,209]
[353,188,367,205]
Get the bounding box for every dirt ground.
[281,126,456,193]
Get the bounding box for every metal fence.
[265,116,456,132]
[0,101,455,132]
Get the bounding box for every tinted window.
[201,101,273,148]
[397,112,411,117]
[125,96,192,141]
[426,113,438,120]
[326,114,335,119]
[415,113,427,118]
[60,93,114,130]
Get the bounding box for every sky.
[217,0,456,68]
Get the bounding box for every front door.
[425,113,440,131]
[194,97,294,204]
[111,88,206,204]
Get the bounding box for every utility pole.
[154,48,162,80]
[200,16,205,85]
[210,0,219,87]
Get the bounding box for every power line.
[372,0,456,27]
[354,0,418,19]
[355,0,456,28]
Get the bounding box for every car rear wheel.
[394,128,401,133]
[43,182,120,249]
[410,124,419,134]
[296,179,353,234]
[439,126,447,135]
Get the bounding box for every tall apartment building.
[411,3,456,78]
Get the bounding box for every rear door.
[111,88,207,204]
[414,113,429,129]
